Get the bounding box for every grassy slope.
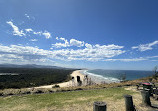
[0,87,135,111]
[0,77,158,111]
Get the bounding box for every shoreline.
[34,69,122,89]
[34,69,115,89]
[80,70,119,84]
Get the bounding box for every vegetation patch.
[0,68,75,89]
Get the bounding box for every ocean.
[80,69,153,83]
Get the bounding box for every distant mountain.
[0,64,64,69]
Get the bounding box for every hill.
[0,64,64,69]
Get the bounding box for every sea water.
[80,69,153,83]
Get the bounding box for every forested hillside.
[0,68,75,89]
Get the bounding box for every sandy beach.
[35,70,85,89]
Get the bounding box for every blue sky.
[0,0,158,70]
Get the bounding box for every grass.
[0,87,135,111]
[0,76,157,111]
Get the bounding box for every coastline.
[34,69,124,89]
[80,70,119,84]
[35,69,116,89]
[35,70,85,88]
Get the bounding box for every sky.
[0,0,158,70]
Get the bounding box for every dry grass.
[48,86,158,111]
[0,86,158,111]
[0,87,135,111]
[0,76,158,111]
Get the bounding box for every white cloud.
[146,56,158,59]
[29,39,38,42]
[85,43,92,49]
[33,31,42,35]
[56,37,59,40]
[42,31,51,39]
[24,14,30,19]
[52,44,125,61]
[6,21,25,37]
[0,43,125,62]
[51,37,126,61]
[0,44,54,64]
[25,28,33,33]
[53,38,84,48]
[103,55,158,62]
[132,40,158,51]
[52,42,68,48]
[70,39,84,47]
[94,44,123,49]
[104,57,147,62]
[6,21,51,39]
[53,37,124,51]
[32,30,51,39]
[59,37,67,41]
[53,37,69,48]
[1,43,158,64]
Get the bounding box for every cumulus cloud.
[94,44,123,50]
[53,37,124,52]
[53,37,84,48]
[25,28,33,32]
[6,21,25,36]
[132,40,158,51]
[0,44,54,64]
[52,37,69,48]
[70,39,84,47]
[85,43,92,49]
[42,31,51,39]
[32,30,51,39]
[0,43,125,63]
[51,37,126,60]
[0,43,158,63]
[52,44,125,60]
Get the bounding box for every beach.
[35,70,85,88]
[35,69,115,89]
[81,70,113,84]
